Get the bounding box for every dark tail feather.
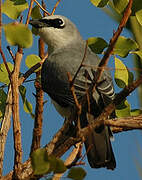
[84,126,116,170]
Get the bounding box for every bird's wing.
[41,46,115,107]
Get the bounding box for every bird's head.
[29,15,83,53]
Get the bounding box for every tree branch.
[51,0,62,15]
[11,48,23,179]
[0,85,12,177]
[30,38,44,154]
[25,0,34,25]
[93,0,133,89]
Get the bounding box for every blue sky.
[2,0,142,180]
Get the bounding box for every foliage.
[3,23,33,48]
[31,148,67,175]
[67,167,86,180]
[25,54,41,72]
[2,0,28,20]
[1,0,142,179]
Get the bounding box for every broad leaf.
[25,54,41,72]
[31,148,50,175]
[3,23,33,48]
[45,155,67,174]
[136,9,142,26]
[114,57,133,88]
[2,0,28,20]
[90,0,109,7]
[131,0,142,15]
[114,36,138,57]
[132,50,142,60]
[31,148,66,175]
[113,0,128,14]
[0,62,13,85]
[67,167,86,180]
[88,37,108,54]
[19,85,34,118]
[53,158,67,173]
[115,99,131,117]
[130,109,142,116]
[31,5,42,19]
[0,89,7,122]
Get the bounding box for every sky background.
[2,0,142,180]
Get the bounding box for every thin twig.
[26,0,34,25]
[93,0,133,91]
[33,0,50,15]
[67,72,81,115]
[7,46,15,62]
[81,74,142,138]
[52,142,82,180]
[18,52,48,86]
[0,48,11,77]
[51,0,62,15]
[71,40,88,87]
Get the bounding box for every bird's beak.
[29,19,44,28]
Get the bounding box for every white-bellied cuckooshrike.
[29,15,116,170]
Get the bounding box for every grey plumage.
[29,15,116,170]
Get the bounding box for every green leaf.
[31,5,42,19]
[114,36,138,57]
[11,0,27,5]
[132,50,142,60]
[115,99,131,117]
[0,89,7,122]
[31,148,66,175]
[131,0,142,15]
[67,167,86,180]
[130,109,142,116]
[31,148,50,175]
[114,57,133,88]
[54,158,67,173]
[90,0,109,7]
[2,0,28,20]
[3,23,33,48]
[88,37,108,54]
[113,0,128,14]
[47,155,67,174]
[19,85,34,118]
[136,9,142,26]
[0,62,13,85]
[25,54,41,72]
[30,6,42,35]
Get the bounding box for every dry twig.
[26,0,34,25]
[93,0,133,90]
[51,0,62,15]
[33,0,50,15]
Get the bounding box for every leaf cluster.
[1,0,142,179]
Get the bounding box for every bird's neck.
[47,38,83,55]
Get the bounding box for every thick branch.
[30,38,44,154]
[11,48,23,179]
[0,86,12,177]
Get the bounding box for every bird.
[29,15,116,170]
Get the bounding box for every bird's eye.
[39,18,65,29]
[51,18,65,28]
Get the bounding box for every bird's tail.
[84,125,116,170]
